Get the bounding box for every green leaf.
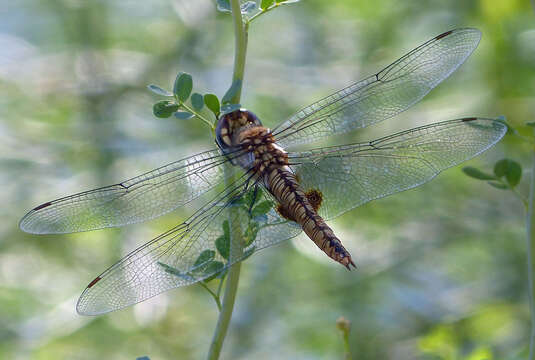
[261,0,274,9]
[220,103,241,115]
[174,111,195,120]
[147,84,173,97]
[251,200,274,218]
[243,187,264,209]
[158,261,182,276]
[222,220,230,239]
[221,79,242,104]
[204,94,220,116]
[216,234,230,260]
[216,0,231,12]
[505,161,522,187]
[462,167,496,181]
[244,221,259,246]
[202,261,225,282]
[153,100,179,118]
[494,159,510,178]
[194,250,215,267]
[191,93,204,111]
[488,181,508,190]
[173,72,193,102]
[493,159,522,187]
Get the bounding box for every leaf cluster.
[463,158,522,190]
[148,73,221,126]
[157,187,274,285]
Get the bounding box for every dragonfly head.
[215,109,263,153]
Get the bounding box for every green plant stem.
[528,146,535,360]
[179,103,214,130]
[206,1,248,358]
[198,281,222,311]
[342,331,350,360]
[229,0,248,104]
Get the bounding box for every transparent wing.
[289,118,506,221]
[76,175,300,315]
[273,28,482,149]
[20,149,231,234]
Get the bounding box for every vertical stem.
[230,0,248,104]
[207,1,248,359]
[527,147,535,360]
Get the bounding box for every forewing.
[76,177,300,315]
[273,28,482,149]
[289,118,506,220]
[20,149,230,234]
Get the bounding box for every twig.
[206,1,248,358]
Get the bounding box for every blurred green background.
[1,0,534,359]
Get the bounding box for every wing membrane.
[76,176,300,315]
[273,28,482,149]
[289,118,506,220]
[20,149,230,234]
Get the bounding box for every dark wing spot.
[435,30,453,40]
[33,202,53,211]
[276,204,295,222]
[305,189,323,212]
[461,117,478,122]
[87,276,102,288]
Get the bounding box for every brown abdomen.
[265,166,355,269]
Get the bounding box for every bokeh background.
[1,0,535,359]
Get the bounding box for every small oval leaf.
[194,250,215,267]
[506,160,522,187]
[215,235,230,260]
[174,72,193,102]
[494,159,509,178]
[147,84,173,97]
[202,261,225,282]
[261,0,274,9]
[153,100,179,118]
[251,200,274,218]
[204,94,221,117]
[462,167,496,181]
[191,93,204,111]
[488,181,508,190]
[493,159,522,187]
[174,111,195,120]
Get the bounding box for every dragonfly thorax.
[215,109,288,173]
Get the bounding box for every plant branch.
[179,102,215,130]
[247,3,283,24]
[198,281,222,311]
[527,145,535,360]
[206,1,248,358]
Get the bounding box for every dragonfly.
[20,28,507,315]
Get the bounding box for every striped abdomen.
[265,166,356,270]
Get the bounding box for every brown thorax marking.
[216,109,288,175]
